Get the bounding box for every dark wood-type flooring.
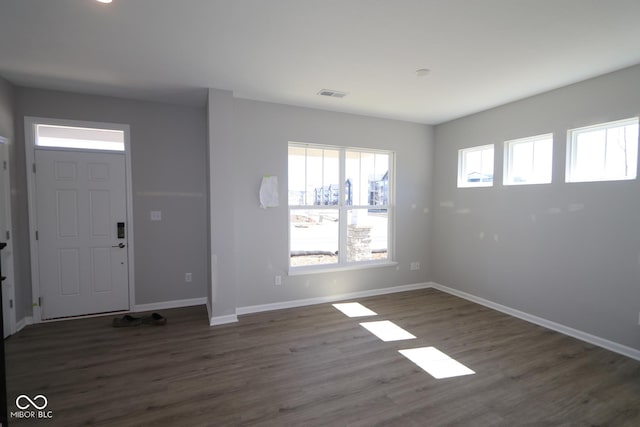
[5,288,640,426]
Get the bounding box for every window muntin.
[345,151,389,206]
[504,134,553,185]
[566,118,639,183]
[457,144,494,188]
[36,124,125,151]
[288,143,393,270]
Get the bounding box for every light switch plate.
[150,211,162,221]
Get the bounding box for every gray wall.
[9,64,638,354]
[432,64,640,350]
[208,94,433,310]
[12,87,209,315]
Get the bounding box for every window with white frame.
[288,143,393,270]
[504,133,553,185]
[35,123,125,151]
[566,118,639,183]
[457,144,494,187]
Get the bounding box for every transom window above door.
[36,124,125,151]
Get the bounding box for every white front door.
[35,149,129,319]
[1,138,15,337]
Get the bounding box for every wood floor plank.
[5,289,640,426]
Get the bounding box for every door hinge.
[35,230,39,240]
[32,163,36,173]
[2,160,6,170]
[5,230,9,240]
[9,299,13,309]
[38,297,42,307]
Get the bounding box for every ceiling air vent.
[318,89,348,98]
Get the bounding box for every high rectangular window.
[504,133,553,185]
[36,124,125,151]
[457,144,494,188]
[288,143,394,271]
[566,118,639,183]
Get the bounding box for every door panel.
[59,249,81,295]
[90,190,110,237]
[91,247,112,292]
[35,149,129,319]
[57,190,79,237]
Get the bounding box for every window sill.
[457,183,494,188]
[565,176,637,184]
[288,261,398,276]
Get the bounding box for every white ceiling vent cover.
[318,89,348,98]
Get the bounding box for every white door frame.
[0,136,16,335]
[24,117,136,323]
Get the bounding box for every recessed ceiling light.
[96,0,113,3]
[416,68,431,77]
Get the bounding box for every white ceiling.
[1,0,639,124]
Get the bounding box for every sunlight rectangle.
[399,347,475,379]
[360,320,416,342]
[332,302,377,317]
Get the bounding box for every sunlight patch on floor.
[399,346,475,379]
[332,302,377,317]
[360,320,416,342]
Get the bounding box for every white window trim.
[288,143,396,275]
[503,133,553,186]
[24,117,136,322]
[457,144,494,188]
[565,117,639,183]
[288,260,399,276]
[35,123,125,152]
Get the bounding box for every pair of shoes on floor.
[112,314,142,327]
[142,312,167,326]
[112,312,166,327]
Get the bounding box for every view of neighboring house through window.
[504,133,553,185]
[457,144,494,187]
[566,117,639,183]
[288,143,393,270]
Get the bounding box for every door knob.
[112,243,126,249]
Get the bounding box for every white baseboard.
[15,316,33,333]
[131,282,640,362]
[237,282,432,315]
[134,297,207,313]
[207,300,238,326]
[429,282,640,362]
[210,314,238,326]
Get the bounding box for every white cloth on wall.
[259,176,279,208]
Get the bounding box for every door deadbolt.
[117,222,125,239]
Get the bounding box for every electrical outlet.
[275,275,282,286]
[185,272,192,283]
[410,262,420,271]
